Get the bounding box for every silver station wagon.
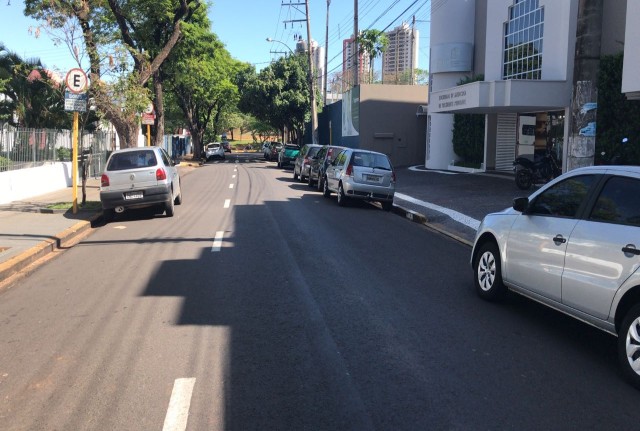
[471,165,640,388]
[100,146,182,221]
[323,148,395,211]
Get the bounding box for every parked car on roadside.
[204,142,225,161]
[293,144,322,182]
[471,165,640,389]
[263,141,282,161]
[100,146,182,222]
[278,143,300,168]
[323,148,395,211]
[308,145,346,190]
[222,141,231,153]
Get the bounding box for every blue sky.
[0,0,430,77]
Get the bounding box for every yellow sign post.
[64,68,89,215]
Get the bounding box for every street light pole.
[266,37,294,55]
[305,0,318,145]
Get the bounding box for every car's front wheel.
[618,304,640,389]
[473,241,506,301]
[293,168,299,180]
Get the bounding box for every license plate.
[125,192,143,200]
[365,174,380,182]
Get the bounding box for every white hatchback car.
[204,142,225,161]
[471,165,640,388]
[100,146,182,221]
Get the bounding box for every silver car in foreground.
[323,148,395,211]
[471,165,640,388]
[100,146,182,222]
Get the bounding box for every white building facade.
[382,22,419,84]
[426,0,638,172]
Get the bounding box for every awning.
[428,80,570,114]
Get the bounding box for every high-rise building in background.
[342,36,370,88]
[382,23,419,84]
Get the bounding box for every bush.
[56,147,71,161]
[452,75,485,165]
[0,156,10,171]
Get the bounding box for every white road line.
[162,378,196,431]
[224,199,231,208]
[394,192,481,230]
[232,174,236,178]
[229,183,234,189]
[211,231,224,252]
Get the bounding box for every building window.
[503,0,544,80]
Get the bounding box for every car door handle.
[553,234,566,244]
[622,244,640,255]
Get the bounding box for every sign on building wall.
[342,86,360,137]
[431,43,473,73]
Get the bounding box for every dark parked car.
[308,145,346,190]
[293,144,322,182]
[222,141,231,153]
[100,146,182,222]
[277,143,300,168]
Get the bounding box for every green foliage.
[357,29,389,84]
[56,147,71,161]
[595,52,640,164]
[452,75,485,165]
[0,156,9,172]
[238,53,310,145]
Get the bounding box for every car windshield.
[108,150,157,170]
[308,147,321,157]
[208,144,220,149]
[351,152,391,170]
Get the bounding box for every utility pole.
[354,0,359,87]
[305,0,318,145]
[324,0,331,106]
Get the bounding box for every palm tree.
[357,29,388,84]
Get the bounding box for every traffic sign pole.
[72,112,79,214]
[147,124,151,146]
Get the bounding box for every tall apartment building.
[342,36,370,87]
[382,22,419,84]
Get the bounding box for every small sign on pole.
[64,68,88,214]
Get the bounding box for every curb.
[0,214,99,292]
[391,204,473,248]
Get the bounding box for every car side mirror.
[513,197,529,213]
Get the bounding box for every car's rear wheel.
[318,175,324,192]
[618,303,640,389]
[381,200,393,211]
[322,177,331,198]
[308,173,314,187]
[474,241,506,301]
[165,194,175,217]
[337,183,348,207]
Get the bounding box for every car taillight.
[304,156,310,164]
[101,174,110,187]
[156,168,167,180]
[345,163,353,177]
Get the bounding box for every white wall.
[0,163,72,204]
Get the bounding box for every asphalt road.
[1,153,639,431]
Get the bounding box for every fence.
[0,125,114,177]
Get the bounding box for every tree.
[166,20,244,159]
[357,29,388,84]
[238,54,310,145]
[24,0,201,148]
[0,43,68,129]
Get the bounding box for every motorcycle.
[513,151,561,190]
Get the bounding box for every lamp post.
[266,38,294,55]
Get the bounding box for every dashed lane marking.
[224,199,231,208]
[162,378,196,431]
[211,231,224,252]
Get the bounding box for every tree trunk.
[153,70,165,147]
[566,0,603,171]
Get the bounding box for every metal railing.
[0,125,114,177]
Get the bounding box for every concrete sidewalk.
[0,159,527,291]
